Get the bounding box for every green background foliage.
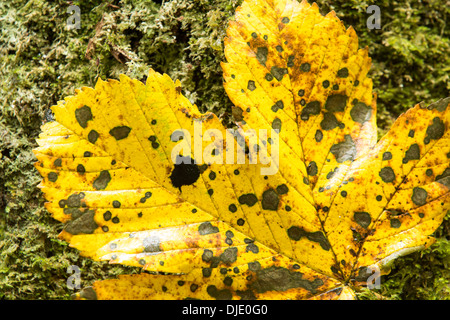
[0,0,448,299]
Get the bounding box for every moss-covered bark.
[0,0,448,299]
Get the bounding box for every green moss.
[0,0,448,299]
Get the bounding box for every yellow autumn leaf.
[33,0,450,300]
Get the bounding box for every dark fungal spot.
[198,222,219,235]
[170,131,184,142]
[247,80,256,91]
[354,80,360,86]
[322,80,330,88]
[208,189,214,196]
[337,67,349,78]
[298,89,305,97]
[390,219,401,228]
[228,204,237,213]
[251,32,257,38]
[350,101,372,124]
[233,169,239,175]
[426,169,433,177]
[281,17,290,24]
[271,100,284,113]
[102,226,109,232]
[246,243,259,254]
[177,280,185,287]
[307,161,318,176]
[276,45,283,52]
[112,200,121,208]
[412,187,428,206]
[261,189,279,211]
[315,130,323,142]
[287,55,295,68]
[265,73,274,81]
[382,152,392,161]
[53,158,62,167]
[237,218,245,226]
[143,236,161,253]
[325,94,348,113]
[300,99,306,106]
[263,35,268,40]
[223,277,233,287]
[112,216,120,224]
[272,118,282,132]
[64,211,98,235]
[151,119,157,125]
[376,195,382,201]
[109,126,131,140]
[320,112,341,131]
[256,47,268,66]
[202,249,214,263]
[300,63,311,72]
[48,172,58,182]
[84,151,92,157]
[88,130,99,144]
[326,167,339,180]
[238,193,258,207]
[436,168,450,188]
[427,97,450,112]
[111,160,116,165]
[75,106,93,128]
[276,184,289,195]
[270,66,288,81]
[330,135,356,163]
[419,213,425,218]
[408,130,415,138]
[341,191,347,197]
[169,156,201,190]
[206,285,232,300]
[209,171,216,180]
[354,212,371,229]
[250,266,324,294]
[403,143,420,164]
[425,117,445,142]
[189,283,198,292]
[93,170,111,190]
[285,205,292,211]
[287,226,330,250]
[58,200,66,208]
[300,101,321,121]
[248,261,261,272]
[379,167,396,183]
[221,247,238,264]
[103,211,112,221]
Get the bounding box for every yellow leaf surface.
[34,0,450,300]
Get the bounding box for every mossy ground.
[0,0,448,300]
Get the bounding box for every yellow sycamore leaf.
[33,0,450,300]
